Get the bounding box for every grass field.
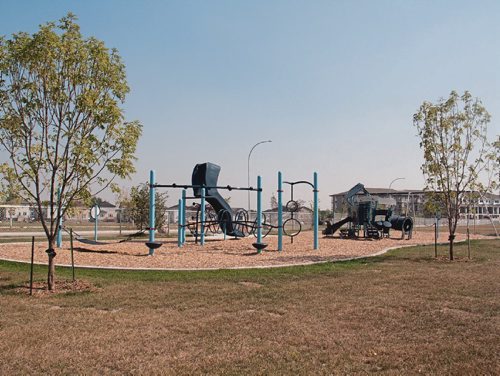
[0,239,498,374]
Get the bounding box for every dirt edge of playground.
[0,231,490,271]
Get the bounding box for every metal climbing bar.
[283,180,315,188]
[151,183,262,192]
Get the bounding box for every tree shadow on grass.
[0,279,98,296]
[0,281,47,296]
[0,282,22,294]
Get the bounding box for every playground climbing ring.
[283,218,302,237]
[286,200,299,213]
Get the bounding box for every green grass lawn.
[0,239,498,375]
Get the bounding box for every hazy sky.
[1,1,499,209]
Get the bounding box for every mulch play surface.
[0,231,486,269]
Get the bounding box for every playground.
[0,162,491,269]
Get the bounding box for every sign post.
[90,204,101,242]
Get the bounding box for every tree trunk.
[448,215,455,261]
[46,238,57,291]
[449,233,455,261]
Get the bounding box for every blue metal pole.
[56,187,62,248]
[148,170,156,255]
[200,187,205,245]
[313,172,319,250]
[177,198,182,247]
[182,189,186,245]
[257,176,262,249]
[278,172,283,251]
[94,204,98,242]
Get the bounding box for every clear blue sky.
[1,0,499,209]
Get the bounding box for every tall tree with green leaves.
[0,14,142,289]
[413,91,494,260]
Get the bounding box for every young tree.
[115,187,133,223]
[127,183,168,232]
[0,165,22,227]
[0,14,142,289]
[475,134,500,237]
[413,91,494,260]
[270,193,278,210]
[492,135,500,193]
[319,209,332,222]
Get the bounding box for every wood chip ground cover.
[0,231,487,269]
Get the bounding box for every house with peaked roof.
[0,200,120,222]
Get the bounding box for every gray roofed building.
[330,187,500,219]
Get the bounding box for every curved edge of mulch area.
[0,238,479,272]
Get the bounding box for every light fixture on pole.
[389,177,405,190]
[247,140,272,211]
[389,177,406,215]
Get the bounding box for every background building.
[330,188,500,219]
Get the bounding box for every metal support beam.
[181,189,186,245]
[313,172,319,250]
[278,171,283,251]
[200,188,205,245]
[177,198,182,248]
[148,170,156,255]
[257,176,262,250]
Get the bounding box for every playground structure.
[277,174,319,250]
[323,183,413,239]
[147,163,319,255]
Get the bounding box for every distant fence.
[412,217,499,227]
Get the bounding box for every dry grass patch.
[0,239,498,375]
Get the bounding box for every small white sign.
[90,205,101,219]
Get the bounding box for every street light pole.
[247,140,272,211]
[389,177,405,190]
[389,177,405,215]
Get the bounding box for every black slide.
[322,216,352,235]
[192,162,245,237]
